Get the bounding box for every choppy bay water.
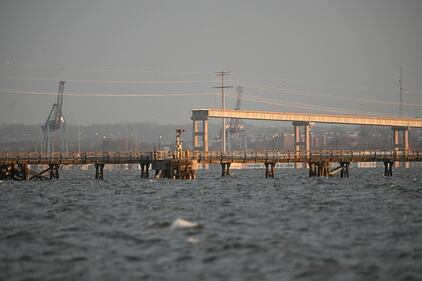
[0,167,421,281]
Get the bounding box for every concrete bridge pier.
[293,121,311,168]
[192,119,209,153]
[392,126,409,168]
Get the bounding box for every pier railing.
[1,149,421,165]
[0,151,153,165]
[191,149,422,164]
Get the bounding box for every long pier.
[1,149,421,181]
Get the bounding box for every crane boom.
[41,81,67,153]
[42,81,66,132]
[56,81,65,116]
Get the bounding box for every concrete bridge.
[191,109,422,161]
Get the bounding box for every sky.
[0,0,421,125]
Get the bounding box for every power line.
[1,76,215,84]
[0,89,218,97]
[237,79,422,108]
[1,60,206,75]
[225,93,398,117]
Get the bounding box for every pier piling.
[95,164,104,180]
[265,163,275,178]
[384,160,394,177]
[221,162,231,176]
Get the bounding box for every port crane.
[41,81,67,153]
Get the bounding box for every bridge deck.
[192,108,422,128]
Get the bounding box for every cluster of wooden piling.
[308,161,350,178]
[153,159,196,179]
[0,163,62,181]
[0,164,28,181]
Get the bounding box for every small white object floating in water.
[187,236,199,244]
[171,218,201,230]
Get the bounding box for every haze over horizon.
[1,0,421,125]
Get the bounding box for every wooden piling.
[384,160,394,176]
[221,162,231,177]
[95,164,104,180]
[265,163,275,178]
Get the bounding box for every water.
[1,167,421,281]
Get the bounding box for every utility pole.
[125,126,128,152]
[78,121,81,154]
[214,71,233,153]
[399,66,404,118]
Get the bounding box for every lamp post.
[272,133,279,151]
[102,136,107,153]
[95,133,99,153]
[78,121,81,154]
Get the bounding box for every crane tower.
[42,81,67,153]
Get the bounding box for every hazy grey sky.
[1,0,421,125]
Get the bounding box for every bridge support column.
[203,120,208,154]
[404,128,410,168]
[305,125,311,159]
[192,119,208,154]
[192,121,199,149]
[95,164,104,180]
[293,121,311,168]
[392,126,410,168]
[294,125,300,168]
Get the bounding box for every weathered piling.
[265,162,275,178]
[221,162,231,176]
[95,164,104,180]
[384,160,394,177]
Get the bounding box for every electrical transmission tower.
[214,71,232,152]
[41,81,68,153]
[227,86,246,150]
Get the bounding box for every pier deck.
[1,149,421,180]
